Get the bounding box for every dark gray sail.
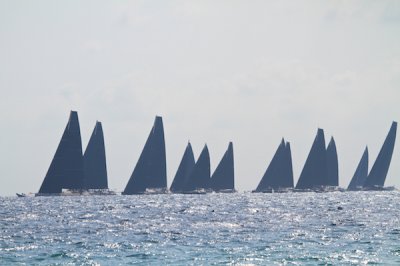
[347,147,368,190]
[326,137,339,187]
[364,121,397,188]
[210,142,234,191]
[184,144,210,191]
[295,128,328,189]
[38,111,84,194]
[83,121,108,189]
[254,139,285,192]
[170,142,195,193]
[282,141,294,188]
[123,116,167,194]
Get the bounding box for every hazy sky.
[1,1,399,196]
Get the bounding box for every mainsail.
[347,147,368,190]
[170,142,195,192]
[363,121,397,188]
[210,142,235,191]
[83,121,108,189]
[295,128,328,189]
[255,139,285,192]
[38,111,85,194]
[282,141,294,188]
[255,139,294,192]
[184,144,211,191]
[123,116,167,194]
[326,137,339,187]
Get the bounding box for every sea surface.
[1,192,400,265]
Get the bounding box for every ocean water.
[1,192,400,265]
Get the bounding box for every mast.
[170,142,195,192]
[255,139,285,192]
[83,121,108,189]
[210,142,234,191]
[347,147,368,190]
[326,137,339,186]
[295,128,328,189]
[123,116,167,194]
[38,111,85,194]
[364,121,397,188]
[184,144,210,191]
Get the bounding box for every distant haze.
[0,1,399,196]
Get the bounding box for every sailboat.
[36,111,85,196]
[363,121,397,190]
[170,142,195,193]
[253,139,293,193]
[83,121,115,195]
[122,116,167,195]
[295,128,328,191]
[326,137,339,187]
[182,144,211,194]
[347,147,368,191]
[210,142,235,193]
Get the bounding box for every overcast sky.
[0,1,399,196]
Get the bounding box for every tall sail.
[123,116,167,194]
[38,111,84,194]
[295,128,328,189]
[347,147,368,190]
[282,141,294,188]
[364,121,397,188]
[210,142,235,191]
[170,142,195,192]
[83,121,108,189]
[254,139,285,192]
[184,144,210,191]
[326,137,339,187]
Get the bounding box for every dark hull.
[213,189,237,193]
[252,187,293,193]
[35,193,62,197]
[361,186,396,191]
[122,188,168,195]
[293,186,345,193]
[179,188,211,194]
[36,189,117,196]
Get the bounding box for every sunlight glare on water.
[1,192,400,265]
